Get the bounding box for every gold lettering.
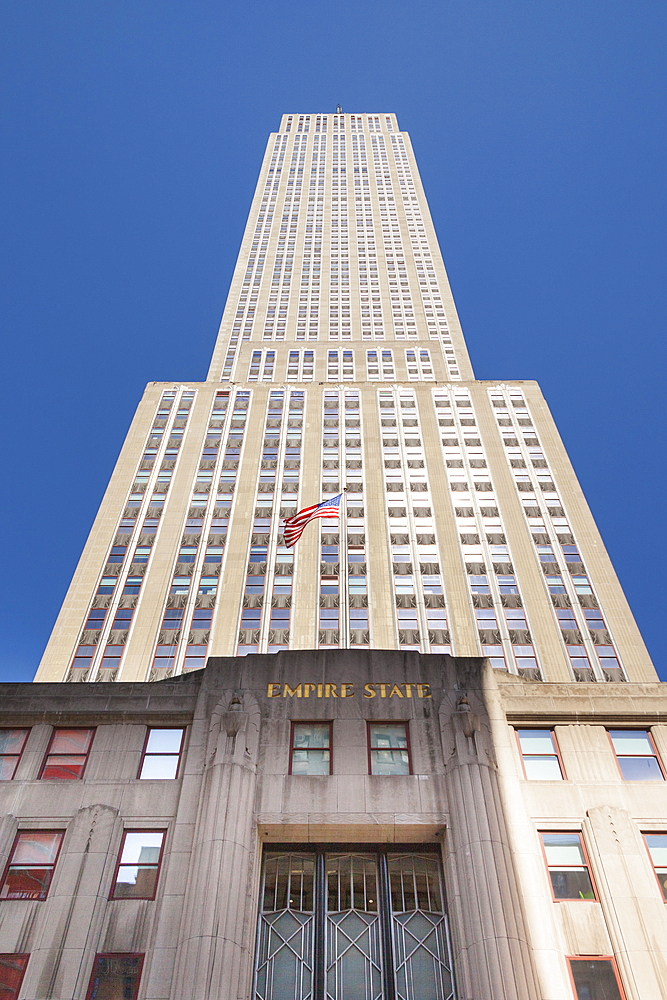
[341,683,354,698]
[303,683,317,698]
[379,684,387,698]
[325,683,338,698]
[283,683,302,698]
[268,683,282,697]
[317,683,323,698]
[364,683,376,698]
[389,684,404,699]
[404,684,413,698]
[416,683,432,699]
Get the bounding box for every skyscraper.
[3,113,665,1000]
[35,111,654,686]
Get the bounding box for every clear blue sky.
[1,1,665,681]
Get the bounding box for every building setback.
[0,112,663,998]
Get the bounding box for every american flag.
[283,493,343,548]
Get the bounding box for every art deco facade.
[34,112,653,686]
[0,113,664,1000]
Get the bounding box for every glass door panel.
[388,855,455,1000]
[256,853,315,1000]
[255,849,456,1000]
[326,854,383,1000]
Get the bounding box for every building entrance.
[254,846,456,1000]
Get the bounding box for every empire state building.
[35,112,652,686]
[3,113,662,1000]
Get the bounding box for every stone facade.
[2,650,667,997]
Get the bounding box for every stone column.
[21,803,120,1000]
[439,657,540,1000]
[170,688,261,1000]
[585,805,667,1000]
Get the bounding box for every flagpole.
[340,486,348,649]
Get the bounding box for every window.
[0,954,29,998]
[256,848,455,1000]
[241,608,261,629]
[516,729,564,780]
[497,575,518,595]
[71,644,95,671]
[540,832,595,900]
[0,831,64,900]
[608,730,664,781]
[111,608,133,630]
[368,722,410,775]
[583,608,606,631]
[504,608,528,630]
[111,831,165,899]
[138,728,185,779]
[290,722,332,775]
[191,609,213,630]
[644,834,667,900]
[152,645,176,671]
[0,730,29,780]
[556,608,578,629]
[184,645,207,672]
[475,608,497,629]
[40,728,94,780]
[84,608,107,630]
[99,644,122,671]
[567,958,626,1000]
[162,608,183,629]
[85,954,144,1000]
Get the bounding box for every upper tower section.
[207,112,474,385]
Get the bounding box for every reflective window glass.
[291,723,331,776]
[139,728,184,779]
[541,833,595,899]
[644,834,667,900]
[517,729,563,780]
[568,959,625,1000]
[609,730,664,781]
[368,723,410,775]
[112,831,165,899]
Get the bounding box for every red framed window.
[161,608,184,630]
[85,954,144,1000]
[567,957,626,1000]
[39,728,95,780]
[643,834,667,900]
[540,832,596,900]
[608,730,665,781]
[516,729,565,780]
[84,608,107,631]
[70,645,95,671]
[367,722,411,775]
[289,722,332,775]
[183,645,207,672]
[0,730,29,780]
[0,954,29,998]
[98,645,122,672]
[152,645,177,672]
[138,728,185,779]
[0,831,64,901]
[110,831,166,900]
